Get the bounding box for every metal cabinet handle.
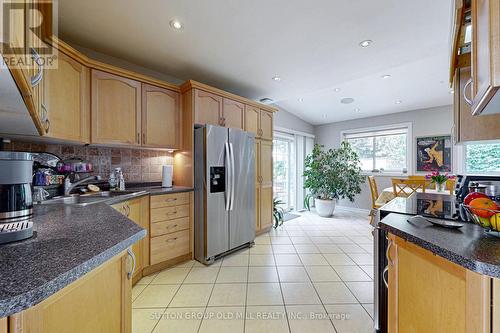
[44,119,50,133]
[137,133,140,144]
[167,224,178,229]
[386,237,394,266]
[382,266,389,288]
[166,198,177,202]
[463,78,473,106]
[127,248,136,280]
[142,133,146,144]
[30,48,43,87]
[166,237,177,243]
[41,103,50,133]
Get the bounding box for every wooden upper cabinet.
[245,105,260,136]
[222,98,244,129]
[194,89,222,126]
[142,83,180,148]
[470,0,500,115]
[91,70,141,145]
[260,110,273,140]
[43,51,90,142]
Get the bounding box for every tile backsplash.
[3,141,174,182]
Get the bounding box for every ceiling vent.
[340,98,355,104]
[259,98,274,104]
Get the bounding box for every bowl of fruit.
[462,192,500,236]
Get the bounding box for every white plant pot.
[314,198,336,217]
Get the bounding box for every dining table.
[375,187,450,207]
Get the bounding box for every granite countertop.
[125,184,193,196]
[380,213,500,278]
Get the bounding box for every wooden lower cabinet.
[387,234,492,333]
[112,197,149,284]
[9,252,132,333]
[0,317,6,333]
[255,139,273,233]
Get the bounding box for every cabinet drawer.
[151,204,189,223]
[151,217,189,237]
[150,192,190,209]
[150,230,189,265]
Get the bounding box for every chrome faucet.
[64,175,102,195]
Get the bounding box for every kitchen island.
[378,194,500,332]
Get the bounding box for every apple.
[464,192,489,205]
[469,197,497,218]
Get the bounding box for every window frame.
[340,122,413,176]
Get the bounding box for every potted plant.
[273,198,285,228]
[425,171,455,192]
[303,142,364,217]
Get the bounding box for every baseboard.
[336,206,371,215]
[142,253,192,276]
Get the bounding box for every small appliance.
[194,125,255,264]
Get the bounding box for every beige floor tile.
[245,305,289,333]
[221,253,249,267]
[281,282,321,305]
[346,253,373,265]
[316,244,344,254]
[332,266,372,282]
[248,266,279,282]
[362,303,374,319]
[249,254,276,266]
[132,284,147,301]
[174,260,197,268]
[151,267,191,284]
[338,243,367,254]
[294,244,320,254]
[152,307,204,333]
[270,236,293,244]
[277,266,310,282]
[310,236,333,244]
[323,253,356,266]
[325,304,373,333]
[274,254,302,266]
[329,236,354,244]
[133,284,180,308]
[314,282,357,304]
[199,307,245,333]
[345,282,373,303]
[272,244,297,254]
[216,266,248,283]
[255,235,271,244]
[132,308,162,333]
[247,283,284,306]
[305,266,341,282]
[250,244,273,254]
[184,267,220,284]
[169,284,213,307]
[358,265,374,279]
[286,304,335,333]
[290,236,312,244]
[208,283,246,306]
[136,272,158,285]
[298,253,329,266]
[193,260,222,267]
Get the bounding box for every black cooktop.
[380,192,461,221]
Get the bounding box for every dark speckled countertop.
[0,185,193,317]
[380,195,500,278]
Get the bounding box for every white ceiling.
[58,0,454,125]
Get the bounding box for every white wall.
[273,108,315,135]
[314,105,455,211]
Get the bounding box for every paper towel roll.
[162,165,173,188]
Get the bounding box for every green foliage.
[466,143,500,173]
[273,198,285,228]
[304,193,313,211]
[303,142,364,201]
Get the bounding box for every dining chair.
[446,179,457,195]
[409,175,456,194]
[408,175,433,189]
[368,176,382,225]
[392,178,426,197]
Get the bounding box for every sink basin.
[39,190,147,207]
[81,190,141,198]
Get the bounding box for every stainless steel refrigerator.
[194,125,255,264]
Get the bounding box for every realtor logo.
[1,0,58,68]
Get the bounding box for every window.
[273,133,296,211]
[343,126,410,173]
[465,142,500,174]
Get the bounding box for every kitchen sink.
[40,190,147,207]
[81,190,143,198]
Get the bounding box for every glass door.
[273,134,296,212]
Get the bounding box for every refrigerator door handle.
[225,142,232,211]
[229,142,236,211]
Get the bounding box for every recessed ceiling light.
[359,39,372,47]
[381,74,391,79]
[395,100,403,104]
[341,97,355,104]
[169,19,183,30]
[272,75,281,81]
[333,88,341,92]
[298,98,304,102]
[354,108,361,112]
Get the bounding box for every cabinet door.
[470,0,500,115]
[222,98,244,129]
[259,140,273,230]
[91,70,141,145]
[142,84,180,148]
[245,105,260,136]
[9,253,132,333]
[43,51,90,142]
[260,110,273,140]
[194,89,222,126]
[255,140,261,232]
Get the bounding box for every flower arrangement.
[425,171,455,185]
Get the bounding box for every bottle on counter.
[109,172,117,190]
[115,167,125,191]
